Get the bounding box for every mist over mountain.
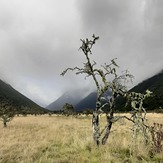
[46,89,88,111]
[0,79,46,114]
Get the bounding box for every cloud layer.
[0,0,163,106]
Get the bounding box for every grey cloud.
[0,0,163,106]
[0,0,83,106]
[77,0,163,84]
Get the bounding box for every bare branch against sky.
[0,0,162,107]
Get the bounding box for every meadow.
[0,113,163,163]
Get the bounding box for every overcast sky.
[0,0,163,107]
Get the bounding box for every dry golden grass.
[0,113,163,163]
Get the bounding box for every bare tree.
[125,90,152,144]
[61,35,133,145]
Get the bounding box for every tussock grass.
[0,114,163,163]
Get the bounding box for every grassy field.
[0,113,163,163]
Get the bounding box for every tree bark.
[92,111,100,146]
[3,121,7,127]
[102,96,115,145]
[102,116,113,145]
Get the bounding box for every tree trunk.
[92,111,100,146]
[3,121,7,128]
[102,116,113,145]
[102,97,115,145]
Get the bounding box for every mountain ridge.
[0,79,47,114]
[130,70,163,94]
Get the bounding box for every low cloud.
[0,0,162,106]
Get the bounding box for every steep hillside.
[130,70,163,95]
[75,92,97,112]
[75,90,112,112]
[117,70,163,111]
[0,79,46,114]
[130,70,163,111]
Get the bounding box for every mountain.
[47,89,112,112]
[130,70,163,95]
[129,70,163,111]
[116,70,163,111]
[76,70,163,112]
[75,92,97,112]
[75,90,112,112]
[46,90,84,111]
[0,79,46,114]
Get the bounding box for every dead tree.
[61,35,133,145]
[125,90,152,146]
